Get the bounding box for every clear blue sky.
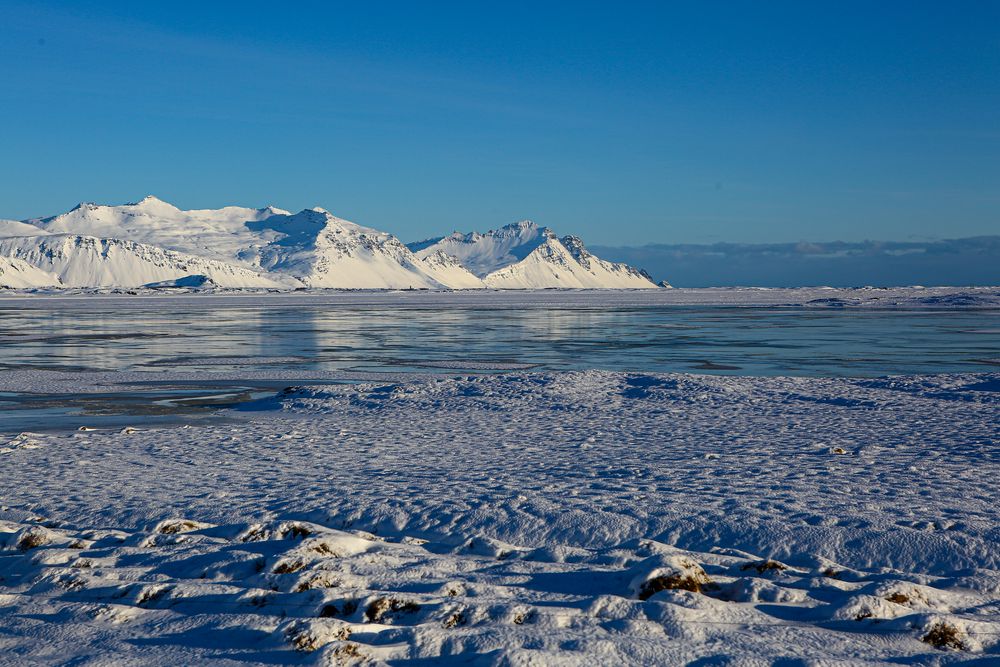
[1,1,997,245]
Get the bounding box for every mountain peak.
[127,195,179,212]
[68,202,101,213]
[500,220,538,232]
[130,195,160,205]
[296,208,332,221]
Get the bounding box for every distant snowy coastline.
[1,285,998,311]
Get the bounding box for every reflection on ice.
[0,297,997,377]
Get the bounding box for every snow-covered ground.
[1,367,998,664]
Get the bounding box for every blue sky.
[1,1,997,245]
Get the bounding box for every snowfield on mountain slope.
[0,197,656,289]
[0,256,62,288]
[1,370,998,664]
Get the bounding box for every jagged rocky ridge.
[0,197,662,289]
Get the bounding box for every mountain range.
[0,197,662,290]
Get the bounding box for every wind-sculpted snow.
[1,370,999,663]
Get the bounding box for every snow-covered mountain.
[0,235,291,289]
[412,249,487,289]
[0,256,62,288]
[240,207,482,288]
[0,198,660,289]
[408,220,546,277]
[0,219,49,238]
[410,221,658,288]
[28,196,289,265]
[7,198,479,289]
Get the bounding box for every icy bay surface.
[1,370,999,664]
[3,288,998,437]
[1,288,998,378]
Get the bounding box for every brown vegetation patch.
[294,573,341,592]
[443,610,468,628]
[157,520,200,535]
[638,572,706,599]
[273,559,306,575]
[365,597,421,623]
[16,528,50,551]
[241,525,270,542]
[137,586,171,607]
[285,623,350,652]
[922,622,966,651]
[319,599,358,618]
[280,523,313,539]
[308,542,339,556]
[331,643,362,659]
[512,611,530,625]
[741,560,787,575]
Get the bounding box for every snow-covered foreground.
[1,370,999,664]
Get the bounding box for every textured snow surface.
[1,199,652,289]
[1,370,999,664]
